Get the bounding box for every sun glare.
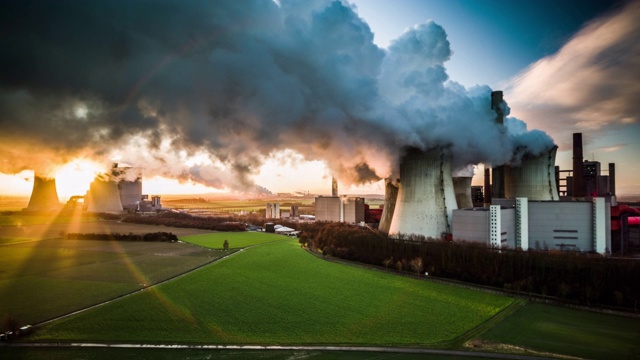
[55,160,104,201]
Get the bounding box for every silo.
[24,176,61,212]
[504,147,560,201]
[378,179,398,234]
[388,148,458,239]
[85,178,124,213]
[453,177,473,209]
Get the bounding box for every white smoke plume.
[0,0,554,190]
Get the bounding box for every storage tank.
[504,146,560,201]
[85,178,124,213]
[24,175,61,212]
[378,179,398,234]
[453,177,473,209]
[388,148,458,239]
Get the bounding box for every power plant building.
[453,197,611,253]
[266,203,281,219]
[24,176,61,212]
[315,196,365,224]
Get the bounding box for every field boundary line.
[33,246,246,328]
[0,342,555,359]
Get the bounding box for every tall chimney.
[484,167,492,205]
[490,91,505,198]
[572,133,585,198]
[608,163,616,196]
[331,177,338,197]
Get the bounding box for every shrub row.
[122,212,247,231]
[64,232,178,242]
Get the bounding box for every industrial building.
[23,167,157,214]
[315,196,365,224]
[23,176,61,212]
[377,91,639,255]
[266,203,281,219]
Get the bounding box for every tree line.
[121,212,248,231]
[64,232,178,242]
[298,222,640,312]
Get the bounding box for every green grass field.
[0,238,223,326]
[29,239,513,345]
[181,232,287,249]
[7,230,640,359]
[480,302,640,359]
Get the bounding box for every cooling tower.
[378,179,399,234]
[85,178,124,213]
[25,176,61,212]
[119,178,142,210]
[453,177,473,209]
[504,147,560,201]
[388,148,458,239]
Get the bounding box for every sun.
[55,159,104,202]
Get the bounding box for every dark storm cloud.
[0,0,554,189]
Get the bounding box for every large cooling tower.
[25,176,61,212]
[388,148,458,239]
[119,178,142,210]
[85,178,124,213]
[504,147,560,201]
[453,177,473,209]
[378,179,399,234]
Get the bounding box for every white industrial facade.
[314,196,365,224]
[452,198,610,254]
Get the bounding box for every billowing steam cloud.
[0,0,554,192]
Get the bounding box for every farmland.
[29,239,514,345]
[0,218,221,326]
[3,220,639,359]
[181,232,286,249]
[479,302,640,359]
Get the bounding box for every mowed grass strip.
[480,302,640,360]
[181,232,286,249]
[31,239,513,346]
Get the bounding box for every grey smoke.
[0,0,554,190]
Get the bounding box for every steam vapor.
[0,0,554,192]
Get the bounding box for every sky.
[0,0,638,200]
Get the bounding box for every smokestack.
[378,179,399,234]
[388,148,458,239]
[608,163,616,196]
[453,177,473,209]
[572,133,585,198]
[492,166,505,199]
[85,178,124,213]
[25,176,61,212]
[504,147,560,201]
[484,167,492,205]
[331,177,338,197]
[490,90,505,198]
